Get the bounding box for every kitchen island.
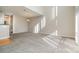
[0,25,11,46]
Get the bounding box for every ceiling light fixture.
[27,19,30,22]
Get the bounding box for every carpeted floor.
[0,32,79,53]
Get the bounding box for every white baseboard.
[13,32,29,34]
[39,32,75,39]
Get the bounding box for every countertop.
[0,25,10,40]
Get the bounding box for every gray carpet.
[0,33,79,53]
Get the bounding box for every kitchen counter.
[0,25,10,40]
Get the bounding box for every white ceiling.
[0,6,41,18]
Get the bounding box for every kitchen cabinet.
[0,12,4,24]
[0,25,9,40]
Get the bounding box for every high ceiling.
[0,6,41,18]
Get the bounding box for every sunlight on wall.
[56,6,58,17]
[33,7,58,35]
[34,23,40,33]
[52,6,58,19]
[75,15,78,43]
[41,16,46,29]
[52,7,56,19]
[52,6,58,36]
[76,15,78,33]
[33,16,46,33]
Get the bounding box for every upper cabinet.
[0,13,11,25]
[0,12,4,24]
[4,15,11,25]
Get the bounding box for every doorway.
[4,15,13,39]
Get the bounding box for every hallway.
[0,33,78,53]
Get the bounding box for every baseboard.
[13,32,29,35]
[61,36,75,39]
[39,33,75,39]
[13,32,75,39]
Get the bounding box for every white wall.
[29,6,75,38]
[41,6,75,37]
[40,6,57,35]
[29,6,56,34]
[29,16,43,33]
[26,6,43,15]
[13,14,28,33]
[0,6,29,34]
[57,6,75,37]
[75,7,79,44]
